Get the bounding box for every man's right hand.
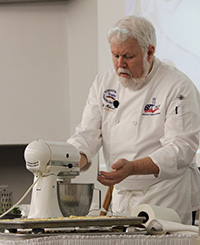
[80,153,91,171]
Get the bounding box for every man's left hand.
[97,158,132,186]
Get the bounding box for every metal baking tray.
[0,216,144,230]
[0,230,147,241]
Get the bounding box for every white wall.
[97,0,125,73]
[67,0,98,135]
[0,2,69,144]
[0,0,98,144]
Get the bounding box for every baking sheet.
[0,216,144,230]
[0,229,147,241]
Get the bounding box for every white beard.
[117,54,150,91]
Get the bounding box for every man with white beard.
[68,15,200,225]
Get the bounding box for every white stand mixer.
[24,140,80,219]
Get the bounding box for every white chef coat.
[68,57,200,224]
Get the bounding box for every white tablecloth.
[0,234,197,245]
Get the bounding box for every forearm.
[128,157,159,176]
[98,157,159,186]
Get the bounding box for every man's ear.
[147,45,155,61]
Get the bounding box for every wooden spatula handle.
[100,186,113,216]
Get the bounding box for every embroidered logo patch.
[103,89,117,111]
[142,98,160,116]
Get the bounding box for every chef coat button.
[114,119,119,124]
[132,121,137,126]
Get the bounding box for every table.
[0,234,197,245]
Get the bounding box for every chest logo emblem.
[142,98,160,116]
[103,89,117,111]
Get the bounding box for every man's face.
[110,36,151,90]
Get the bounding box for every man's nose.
[118,56,126,68]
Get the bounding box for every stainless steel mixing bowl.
[57,182,94,216]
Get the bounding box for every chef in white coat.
[67,15,200,225]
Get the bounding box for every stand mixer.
[24,139,80,219]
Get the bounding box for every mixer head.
[24,140,80,178]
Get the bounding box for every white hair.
[108,15,156,52]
